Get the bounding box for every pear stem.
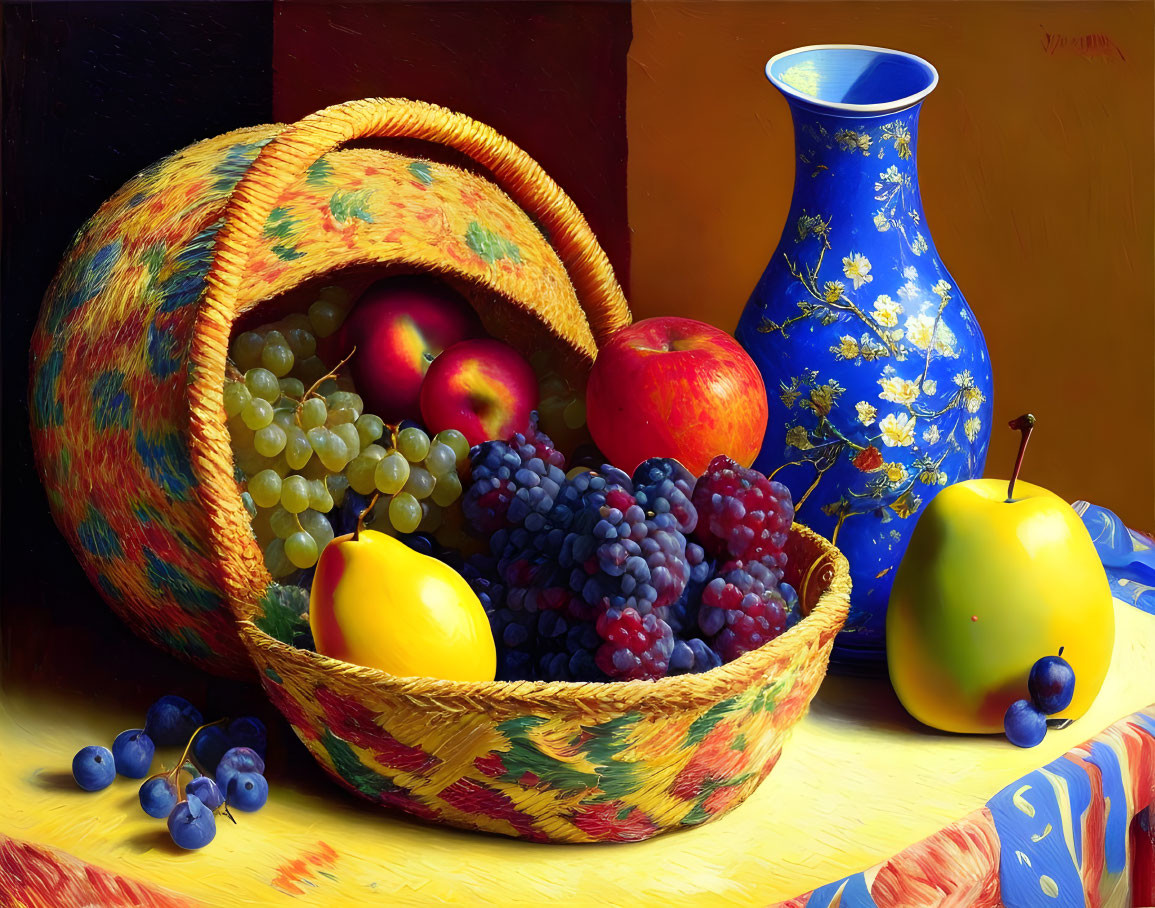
[354,492,380,542]
[1006,413,1036,502]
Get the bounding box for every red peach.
[420,339,538,446]
[586,317,768,475]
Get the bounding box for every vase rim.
[766,44,939,115]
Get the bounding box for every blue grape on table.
[192,725,231,775]
[168,793,216,850]
[226,771,269,812]
[72,745,116,791]
[139,776,178,818]
[187,776,226,811]
[227,716,268,759]
[216,746,266,795]
[111,729,155,779]
[144,695,203,748]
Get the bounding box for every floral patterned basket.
[236,523,848,843]
[31,98,850,842]
[30,98,629,676]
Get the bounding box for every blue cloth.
[1073,501,1155,614]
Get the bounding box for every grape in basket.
[458,426,799,682]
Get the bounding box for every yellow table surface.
[2,599,1152,906]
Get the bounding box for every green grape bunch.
[222,290,473,579]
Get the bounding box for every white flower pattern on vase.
[737,91,994,658]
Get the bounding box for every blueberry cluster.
[70,694,270,850]
[458,433,799,682]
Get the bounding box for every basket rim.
[235,522,851,712]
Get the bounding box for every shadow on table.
[30,770,78,792]
[124,827,187,857]
[808,672,959,739]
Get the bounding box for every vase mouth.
[766,44,938,115]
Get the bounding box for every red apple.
[420,339,539,446]
[330,277,483,423]
[586,317,768,475]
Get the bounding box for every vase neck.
[788,104,923,210]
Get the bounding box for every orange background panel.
[626,1,1154,530]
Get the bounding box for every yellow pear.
[310,529,496,681]
[887,415,1114,732]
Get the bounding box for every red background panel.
[272,1,632,293]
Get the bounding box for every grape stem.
[354,492,381,541]
[1006,413,1036,502]
[294,347,357,427]
[141,719,230,800]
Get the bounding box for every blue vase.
[735,46,994,668]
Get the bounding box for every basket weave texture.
[238,524,849,843]
[30,98,850,843]
[29,100,626,676]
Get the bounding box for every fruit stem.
[354,492,381,542]
[1059,646,1064,657]
[295,347,357,426]
[1006,413,1036,502]
[169,719,229,796]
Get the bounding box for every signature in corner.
[1041,29,1126,61]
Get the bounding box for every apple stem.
[354,491,380,542]
[1059,646,1064,657]
[1006,413,1036,502]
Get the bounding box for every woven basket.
[31,97,850,842]
[237,524,848,843]
[29,98,628,676]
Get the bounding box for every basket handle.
[200,97,630,344]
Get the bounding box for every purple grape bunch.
[458,434,798,682]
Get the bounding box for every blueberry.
[186,776,225,811]
[144,695,203,747]
[111,729,155,779]
[192,725,230,775]
[139,776,178,818]
[227,716,267,758]
[72,745,116,791]
[168,794,216,849]
[215,746,266,794]
[226,771,269,812]
[1028,650,1076,715]
[1004,699,1047,748]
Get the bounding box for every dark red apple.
[420,339,538,446]
[331,277,483,423]
[586,317,768,474]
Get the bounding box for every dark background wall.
[0,2,630,693]
[1,2,273,693]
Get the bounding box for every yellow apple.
[887,478,1115,733]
